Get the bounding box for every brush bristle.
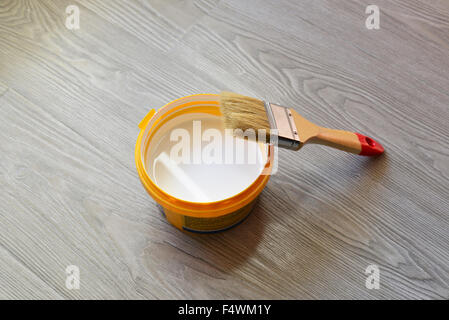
[219,92,271,138]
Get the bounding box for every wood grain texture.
[0,0,448,299]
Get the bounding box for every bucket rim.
[135,94,273,218]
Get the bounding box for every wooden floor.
[1,0,448,299]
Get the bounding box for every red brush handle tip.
[355,133,384,156]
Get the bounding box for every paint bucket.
[135,94,273,233]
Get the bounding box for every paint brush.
[219,92,384,156]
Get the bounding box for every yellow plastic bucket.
[135,94,273,233]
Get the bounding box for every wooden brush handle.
[291,109,384,156]
[312,128,384,156]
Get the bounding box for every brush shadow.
[340,153,390,196]
[261,154,388,297]
[277,153,390,285]
[297,152,390,226]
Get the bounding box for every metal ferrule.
[263,101,301,150]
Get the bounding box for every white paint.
[146,113,266,202]
[153,152,211,202]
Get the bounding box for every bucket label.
[182,202,254,233]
